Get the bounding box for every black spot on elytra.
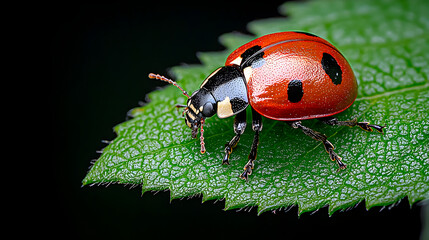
[287,80,303,103]
[321,52,342,85]
[241,45,262,61]
[241,45,264,69]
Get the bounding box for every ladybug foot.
[357,122,385,133]
[323,140,347,171]
[222,156,230,165]
[223,145,232,165]
[239,160,254,181]
[329,150,347,171]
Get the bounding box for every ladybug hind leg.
[319,117,385,133]
[289,121,347,170]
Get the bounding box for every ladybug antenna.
[148,73,190,98]
[200,118,206,154]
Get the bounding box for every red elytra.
[225,32,357,121]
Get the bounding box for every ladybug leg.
[289,121,347,170]
[240,108,263,181]
[319,117,385,133]
[223,110,247,165]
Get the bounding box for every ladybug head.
[148,73,213,154]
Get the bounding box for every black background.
[49,2,425,239]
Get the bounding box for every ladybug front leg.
[223,110,247,165]
[319,117,385,133]
[240,108,263,181]
[289,121,347,170]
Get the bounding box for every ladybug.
[149,31,384,180]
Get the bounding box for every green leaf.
[83,0,429,215]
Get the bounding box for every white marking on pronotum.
[217,96,234,118]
